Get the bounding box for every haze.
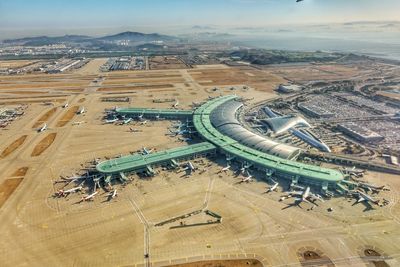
[1,0,400,39]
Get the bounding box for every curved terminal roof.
[209,99,301,159]
[193,95,343,183]
[263,115,310,135]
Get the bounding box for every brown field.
[56,106,79,127]
[378,91,400,100]
[0,60,36,69]
[3,90,49,95]
[98,84,174,92]
[0,166,29,208]
[0,82,87,90]
[265,63,367,83]
[0,178,24,208]
[0,98,66,105]
[0,135,28,159]
[31,133,57,157]
[10,167,29,177]
[102,78,185,85]
[106,72,181,79]
[167,259,263,267]
[188,67,284,92]
[32,107,58,128]
[149,56,189,70]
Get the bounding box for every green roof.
[96,142,216,174]
[193,95,343,183]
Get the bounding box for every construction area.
[0,57,400,267]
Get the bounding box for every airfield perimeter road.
[0,60,399,266]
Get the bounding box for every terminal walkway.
[96,142,216,175]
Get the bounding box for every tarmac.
[0,61,399,266]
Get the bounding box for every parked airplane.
[218,164,231,173]
[358,182,386,194]
[139,120,148,125]
[354,190,379,205]
[80,191,98,202]
[121,118,132,125]
[137,112,145,121]
[239,171,253,183]
[266,182,279,193]
[129,127,142,133]
[182,161,196,174]
[178,137,192,142]
[105,118,118,124]
[72,121,85,125]
[62,103,69,108]
[37,123,47,132]
[77,107,85,114]
[141,147,153,155]
[173,100,179,108]
[285,186,323,207]
[55,186,82,197]
[107,189,118,200]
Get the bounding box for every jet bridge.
[115,107,193,120]
[96,142,216,175]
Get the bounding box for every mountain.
[96,31,176,42]
[3,35,91,46]
[2,31,178,46]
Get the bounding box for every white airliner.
[108,189,118,199]
[37,123,47,132]
[80,191,98,202]
[137,112,144,121]
[239,171,253,183]
[139,120,148,125]
[55,186,82,197]
[355,190,379,205]
[129,127,142,133]
[287,186,323,206]
[173,100,179,108]
[142,147,153,155]
[219,164,231,173]
[266,182,279,193]
[62,103,69,108]
[77,107,85,114]
[121,118,132,124]
[105,118,118,124]
[182,161,196,174]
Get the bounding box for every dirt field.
[167,259,263,267]
[0,63,399,267]
[0,178,24,208]
[32,107,57,128]
[149,56,189,70]
[0,60,36,69]
[0,135,28,159]
[56,106,79,127]
[31,133,57,156]
[188,67,284,92]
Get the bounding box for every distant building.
[338,123,384,143]
[277,84,303,93]
[298,103,334,118]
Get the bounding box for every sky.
[0,0,400,38]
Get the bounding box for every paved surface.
[0,62,399,267]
